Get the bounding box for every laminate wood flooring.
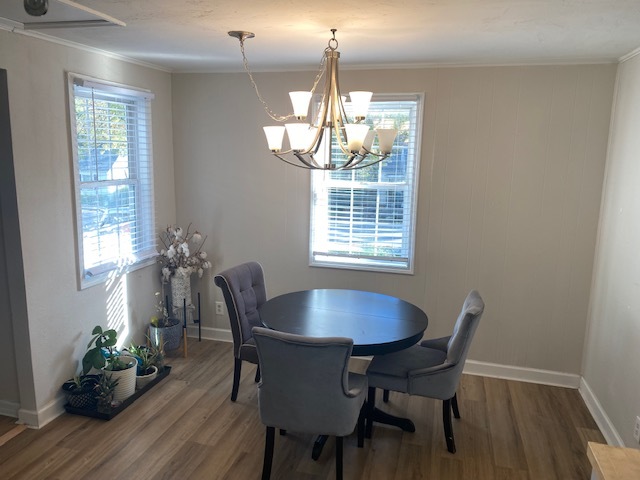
[0,339,605,479]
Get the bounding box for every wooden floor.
[0,339,605,479]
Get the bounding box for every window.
[68,74,156,288]
[310,94,423,273]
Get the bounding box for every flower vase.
[171,273,192,311]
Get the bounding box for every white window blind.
[310,94,423,273]
[68,74,156,288]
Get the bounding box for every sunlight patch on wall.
[105,268,130,350]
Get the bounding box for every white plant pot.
[103,355,137,403]
[136,365,158,390]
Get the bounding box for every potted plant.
[82,325,137,403]
[61,373,100,409]
[94,373,119,414]
[128,342,159,389]
[149,292,183,351]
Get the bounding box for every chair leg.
[443,399,456,454]
[357,404,365,448]
[365,387,376,439]
[335,436,344,480]
[255,365,261,383]
[231,358,242,402]
[451,392,460,419]
[262,426,275,480]
[383,389,390,403]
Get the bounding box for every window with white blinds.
[310,94,423,273]
[68,74,156,288]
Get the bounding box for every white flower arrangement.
[157,224,211,282]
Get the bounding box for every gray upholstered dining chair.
[252,326,367,480]
[365,290,484,454]
[213,261,267,402]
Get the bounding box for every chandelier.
[228,29,398,170]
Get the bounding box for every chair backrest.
[446,290,485,365]
[214,262,267,357]
[252,327,358,436]
[408,290,484,400]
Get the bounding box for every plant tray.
[64,365,171,420]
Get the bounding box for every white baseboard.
[186,325,233,343]
[14,329,618,441]
[0,400,19,418]
[578,377,623,446]
[464,360,582,388]
[18,396,65,429]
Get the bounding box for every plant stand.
[171,292,202,359]
[64,366,171,420]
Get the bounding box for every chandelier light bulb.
[375,128,398,154]
[349,91,373,121]
[263,126,286,152]
[289,91,312,120]
[285,123,311,151]
[345,124,370,152]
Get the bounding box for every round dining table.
[258,288,428,356]
[258,288,429,459]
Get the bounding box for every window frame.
[67,73,156,289]
[309,93,423,274]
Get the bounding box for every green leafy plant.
[66,374,95,392]
[82,325,133,374]
[128,342,159,375]
[94,373,119,413]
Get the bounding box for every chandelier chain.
[238,37,327,122]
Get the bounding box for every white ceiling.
[2,0,640,72]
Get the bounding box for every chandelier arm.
[327,51,352,158]
[341,153,390,170]
[340,153,361,169]
[273,152,320,169]
[300,56,333,156]
[357,147,391,158]
[294,152,322,169]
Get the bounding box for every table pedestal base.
[367,407,415,435]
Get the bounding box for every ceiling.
[2,0,640,72]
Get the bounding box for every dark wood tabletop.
[258,289,428,356]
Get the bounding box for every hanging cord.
[237,35,328,122]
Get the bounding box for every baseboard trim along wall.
[578,377,624,447]
[186,325,233,343]
[19,396,65,429]
[463,360,582,388]
[18,329,622,443]
[0,400,20,418]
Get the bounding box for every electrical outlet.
[215,301,224,315]
[634,416,640,443]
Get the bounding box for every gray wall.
[172,64,616,375]
[0,29,176,426]
[583,52,640,448]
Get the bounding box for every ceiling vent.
[0,0,124,30]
